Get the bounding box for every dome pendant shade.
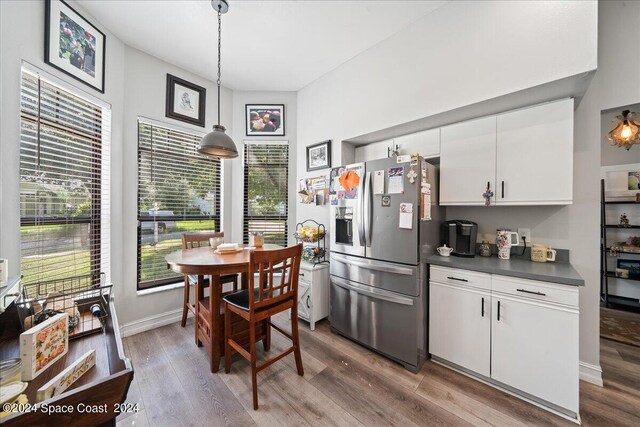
[198,125,238,158]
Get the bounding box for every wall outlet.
[518,228,531,245]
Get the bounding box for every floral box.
[20,313,69,381]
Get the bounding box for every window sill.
[136,281,184,296]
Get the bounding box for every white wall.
[117,45,234,327]
[296,0,602,370]
[0,0,126,299]
[228,91,297,246]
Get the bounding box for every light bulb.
[621,124,633,140]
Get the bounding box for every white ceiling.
[76,1,446,91]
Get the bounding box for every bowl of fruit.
[294,225,325,243]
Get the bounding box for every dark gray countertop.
[426,255,584,287]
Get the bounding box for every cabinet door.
[440,116,497,205]
[298,280,311,320]
[429,282,491,377]
[496,99,573,205]
[394,128,440,159]
[491,295,579,414]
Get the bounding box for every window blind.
[19,68,111,294]
[243,142,289,246]
[137,120,222,289]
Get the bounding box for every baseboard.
[120,308,188,338]
[579,361,603,387]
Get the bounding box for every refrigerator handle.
[358,170,366,247]
[364,171,372,247]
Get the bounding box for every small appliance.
[442,220,478,257]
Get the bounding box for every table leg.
[241,271,249,290]
[210,274,222,373]
[196,275,204,347]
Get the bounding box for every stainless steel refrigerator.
[329,157,442,373]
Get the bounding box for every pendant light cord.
[217,5,222,125]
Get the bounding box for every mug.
[209,237,224,249]
[531,244,556,263]
[437,245,453,257]
[496,230,520,260]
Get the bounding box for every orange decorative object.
[339,170,360,191]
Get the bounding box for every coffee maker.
[442,220,478,257]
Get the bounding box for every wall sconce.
[608,110,640,150]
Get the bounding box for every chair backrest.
[248,244,303,311]
[182,231,224,249]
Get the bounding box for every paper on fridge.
[373,170,385,195]
[399,203,413,229]
[388,167,404,194]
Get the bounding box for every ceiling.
[76,1,446,91]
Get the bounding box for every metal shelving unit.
[600,179,640,311]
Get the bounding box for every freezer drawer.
[330,275,420,371]
[330,253,419,296]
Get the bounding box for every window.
[137,120,222,289]
[19,67,111,296]
[243,141,289,246]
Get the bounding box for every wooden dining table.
[165,244,281,372]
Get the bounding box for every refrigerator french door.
[329,163,365,257]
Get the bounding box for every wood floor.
[117,313,640,427]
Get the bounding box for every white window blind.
[243,142,289,246]
[137,120,222,289]
[19,68,111,295]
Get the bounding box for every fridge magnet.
[399,203,413,229]
[388,167,404,194]
[330,195,338,206]
[45,0,106,93]
[373,170,385,195]
[408,154,419,184]
[396,154,411,163]
[20,313,69,381]
[329,167,345,194]
[36,349,96,402]
[246,104,285,136]
[381,195,391,207]
[339,169,360,191]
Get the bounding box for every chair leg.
[224,304,232,374]
[250,320,259,410]
[181,279,189,327]
[233,276,238,292]
[291,307,304,377]
[263,317,271,351]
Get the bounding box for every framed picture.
[246,104,285,136]
[45,0,106,93]
[165,74,206,127]
[617,259,640,280]
[306,140,332,172]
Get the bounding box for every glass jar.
[479,240,491,257]
[249,232,264,247]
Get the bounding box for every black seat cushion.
[223,289,284,311]
[188,274,237,286]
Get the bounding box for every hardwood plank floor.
[118,313,640,427]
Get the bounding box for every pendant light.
[607,110,640,151]
[198,0,238,158]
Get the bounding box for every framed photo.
[306,140,332,172]
[617,259,640,280]
[165,74,206,127]
[45,0,106,93]
[246,104,285,136]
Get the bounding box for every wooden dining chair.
[181,231,238,327]
[223,244,304,410]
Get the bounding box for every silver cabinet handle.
[364,171,372,247]
[331,254,413,275]
[331,276,414,305]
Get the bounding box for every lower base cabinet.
[429,266,579,419]
[296,262,329,330]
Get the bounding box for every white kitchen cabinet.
[394,128,440,159]
[295,262,329,330]
[440,116,497,205]
[496,98,573,205]
[491,292,579,415]
[429,281,491,377]
[428,266,580,419]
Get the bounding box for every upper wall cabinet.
[394,128,440,159]
[439,99,574,206]
[440,116,497,205]
[496,99,574,205]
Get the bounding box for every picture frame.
[45,0,106,93]
[246,104,285,136]
[165,74,207,127]
[617,259,640,280]
[306,140,332,172]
